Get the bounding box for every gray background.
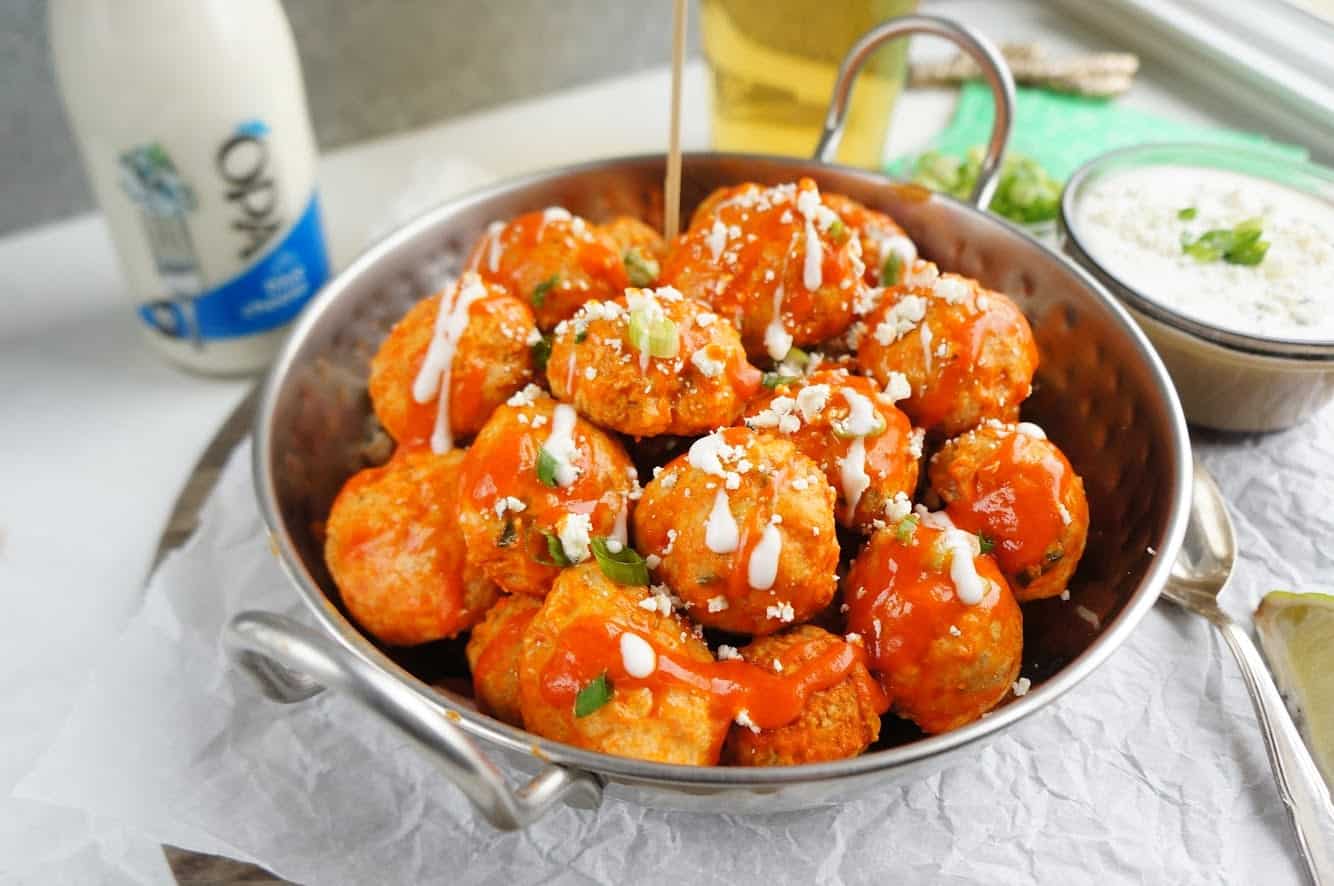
[0,0,700,235]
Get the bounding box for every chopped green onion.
[531,335,552,373]
[827,219,847,243]
[497,518,517,548]
[532,275,559,308]
[536,449,561,487]
[627,308,679,359]
[574,672,612,717]
[1177,207,1198,220]
[1181,217,1270,266]
[761,372,799,390]
[909,148,1061,224]
[895,514,919,544]
[978,531,995,554]
[782,346,809,368]
[590,537,650,586]
[575,327,588,344]
[538,530,572,567]
[881,251,904,286]
[623,248,660,286]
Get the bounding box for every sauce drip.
[539,618,888,730]
[411,273,490,453]
[705,489,740,553]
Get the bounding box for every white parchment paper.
[15,406,1334,884]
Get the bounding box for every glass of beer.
[700,0,918,168]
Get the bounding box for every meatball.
[467,208,629,330]
[369,272,537,449]
[465,594,541,727]
[547,287,762,437]
[929,420,1089,602]
[856,263,1038,437]
[456,385,639,597]
[845,512,1023,734]
[720,625,885,766]
[820,193,917,287]
[599,216,668,286]
[518,563,729,765]
[743,367,922,531]
[633,427,839,635]
[661,179,868,361]
[325,448,500,646]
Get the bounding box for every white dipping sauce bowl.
[1061,143,1334,432]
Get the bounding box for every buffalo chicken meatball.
[856,263,1038,437]
[325,448,499,646]
[599,215,668,286]
[720,625,886,766]
[743,367,922,531]
[465,593,541,727]
[547,286,762,437]
[633,428,839,635]
[456,386,639,598]
[820,192,917,287]
[369,272,537,449]
[468,207,630,330]
[929,420,1089,602]
[518,563,730,764]
[845,511,1023,733]
[662,179,868,361]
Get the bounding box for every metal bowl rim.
[253,150,1193,788]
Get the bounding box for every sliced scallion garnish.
[590,537,650,586]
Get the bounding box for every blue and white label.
[138,193,329,341]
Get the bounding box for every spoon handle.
[1217,617,1334,885]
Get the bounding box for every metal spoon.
[1163,462,1334,884]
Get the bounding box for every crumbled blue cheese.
[873,295,928,345]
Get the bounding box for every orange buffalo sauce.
[944,433,1072,576]
[472,602,539,692]
[845,523,1007,683]
[907,302,1033,431]
[539,618,888,730]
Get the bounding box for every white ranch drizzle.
[920,323,934,374]
[835,388,879,522]
[763,232,800,360]
[619,632,657,678]
[706,218,728,262]
[540,403,581,487]
[919,508,988,605]
[747,520,783,590]
[705,489,740,553]
[412,273,490,453]
[485,220,505,273]
[795,187,825,291]
[839,437,870,524]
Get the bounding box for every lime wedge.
[1254,590,1334,788]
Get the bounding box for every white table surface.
[0,2,1308,879]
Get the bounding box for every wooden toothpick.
[664,0,687,240]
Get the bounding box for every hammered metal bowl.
[226,16,1191,830]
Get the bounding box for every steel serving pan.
[225,16,1192,830]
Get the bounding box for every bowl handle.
[813,14,1016,211]
[225,610,604,830]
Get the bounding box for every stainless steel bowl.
[1061,142,1334,432]
[225,16,1191,831]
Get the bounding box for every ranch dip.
[1074,164,1334,341]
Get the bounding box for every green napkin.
[889,82,1308,180]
